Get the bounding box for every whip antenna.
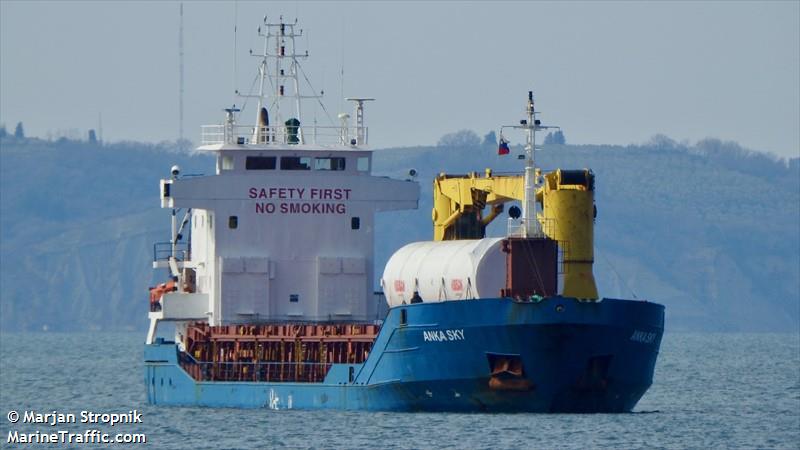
[178,3,184,142]
[232,1,239,104]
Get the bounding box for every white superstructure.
[147,17,419,342]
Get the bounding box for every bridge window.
[280,156,311,170]
[351,217,360,230]
[245,156,276,170]
[228,216,238,229]
[290,294,299,303]
[357,157,370,172]
[315,157,346,171]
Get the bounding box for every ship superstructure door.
[221,257,271,319]
[318,257,367,317]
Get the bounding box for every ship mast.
[243,16,319,144]
[502,91,559,237]
[522,91,537,237]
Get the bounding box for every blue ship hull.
[144,297,664,412]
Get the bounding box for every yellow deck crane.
[431,168,599,300]
[432,169,524,241]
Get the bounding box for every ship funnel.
[258,107,269,127]
[253,107,269,144]
[537,169,599,300]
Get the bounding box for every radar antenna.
[345,98,374,146]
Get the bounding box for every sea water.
[1,332,798,449]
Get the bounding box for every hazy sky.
[1,1,798,158]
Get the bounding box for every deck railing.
[178,352,333,383]
[200,124,368,146]
[152,241,189,262]
[506,217,557,239]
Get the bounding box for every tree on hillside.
[647,134,681,150]
[438,129,480,147]
[176,138,193,152]
[14,122,24,139]
[0,124,6,139]
[88,129,98,144]
[483,130,497,146]
[544,130,566,145]
[694,138,784,179]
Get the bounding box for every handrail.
[201,124,368,146]
[153,241,189,262]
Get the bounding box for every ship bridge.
[155,128,418,327]
[146,18,418,341]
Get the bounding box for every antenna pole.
[179,3,184,142]
[232,1,238,105]
[340,17,345,115]
[274,18,282,125]
[522,91,538,237]
[289,22,303,142]
[253,16,269,142]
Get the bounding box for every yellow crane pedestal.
[536,169,598,300]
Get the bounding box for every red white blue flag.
[498,137,510,155]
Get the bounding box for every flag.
[498,137,510,155]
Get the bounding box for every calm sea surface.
[1,332,798,449]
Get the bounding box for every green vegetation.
[1,134,797,331]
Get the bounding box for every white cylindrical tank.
[382,238,505,307]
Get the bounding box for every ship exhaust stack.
[537,169,598,300]
[254,107,269,143]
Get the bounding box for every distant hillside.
[1,136,798,332]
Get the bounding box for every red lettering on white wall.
[248,187,307,199]
[255,202,276,214]
[250,186,351,215]
[254,202,346,215]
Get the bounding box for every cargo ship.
[144,17,664,412]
